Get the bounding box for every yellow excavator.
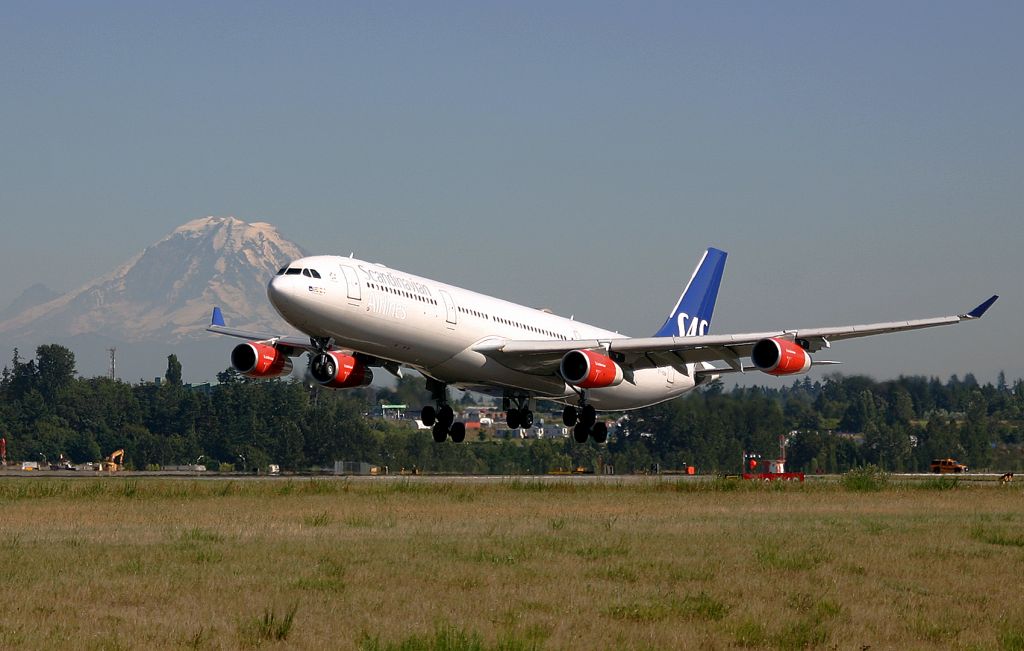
[102,449,125,472]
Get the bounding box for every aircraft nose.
[267,275,297,313]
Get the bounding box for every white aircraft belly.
[585,367,697,410]
[425,348,572,397]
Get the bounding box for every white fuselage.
[267,255,698,410]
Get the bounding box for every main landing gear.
[422,379,466,443]
[504,394,534,430]
[504,390,607,443]
[563,398,607,444]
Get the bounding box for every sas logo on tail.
[677,313,709,337]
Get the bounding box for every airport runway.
[0,469,703,483]
[0,469,1009,484]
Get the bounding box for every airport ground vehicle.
[930,458,968,473]
[49,455,75,470]
[102,449,125,472]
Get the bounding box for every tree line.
[2,345,1022,474]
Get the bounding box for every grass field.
[0,476,1023,650]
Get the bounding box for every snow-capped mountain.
[0,216,307,381]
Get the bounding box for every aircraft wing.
[473,295,999,376]
[205,307,313,353]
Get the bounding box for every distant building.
[333,461,379,475]
[370,404,407,419]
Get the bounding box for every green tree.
[784,395,820,430]
[890,386,915,426]
[787,430,824,471]
[35,344,76,404]
[8,349,38,401]
[962,391,992,469]
[165,354,183,386]
[840,390,880,432]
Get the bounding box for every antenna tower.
[108,348,117,380]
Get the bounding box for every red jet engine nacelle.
[560,349,625,388]
[230,342,294,378]
[751,337,813,376]
[309,351,374,389]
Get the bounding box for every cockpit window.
[285,268,302,275]
[277,267,287,275]
[302,268,312,277]
[309,269,321,279]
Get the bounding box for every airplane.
[208,247,998,444]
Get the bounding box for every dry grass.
[0,476,1022,649]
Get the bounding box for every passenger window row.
[367,282,438,305]
[285,269,568,340]
[493,314,567,340]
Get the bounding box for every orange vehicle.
[102,449,125,472]
[930,458,968,474]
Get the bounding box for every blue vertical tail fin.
[653,247,727,337]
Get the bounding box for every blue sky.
[1,2,1020,382]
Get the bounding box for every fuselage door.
[339,265,361,303]
[439,290,457,328]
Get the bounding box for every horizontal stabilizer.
[206,306,312,351]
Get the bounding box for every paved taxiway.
[0,470,1010,484]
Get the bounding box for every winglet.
[211,307,226,327]
[963,295,999,319]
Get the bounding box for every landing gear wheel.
[506,408,522,429]
[438,404,455,428]
[591,422,608,444]
[562,406,578,427]
[450,422,466,443]
[432,422,449,443]
[421,405,436,427]
[573,424,590,444]
[580,404,597,429]
[310,352,336,383]
[519,409,534,429]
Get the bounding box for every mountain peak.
[0,216,308,346]
[174,215,238,233]
[169,216,288,250]
[173,215,279,236]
